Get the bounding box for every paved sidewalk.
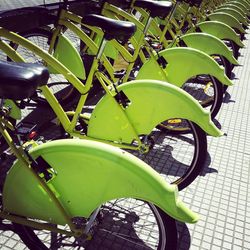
[178,31,250,249]
[0,1,250,249]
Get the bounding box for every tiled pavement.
[0,1,250,249]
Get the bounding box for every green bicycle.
[0,8,222,190]
[0,60,199,249]
[18,0,234,120]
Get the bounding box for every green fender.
[232,0,250,10]
[226,1,250,13]
[208,12,246,34]
[180,32,239,65]
[231,0,250,9]
[48,34,86,80]
[3,139,199,225]
[214,7,249,25]
[136,47,233,87]
[3,99,21,120]
[221,3,248,16]
[197,21,244,47]
[87,80,222,143]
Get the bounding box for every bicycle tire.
[224,39,240,60]
[142,120,207,190]
[182,75,224,119]
[219,55,233,93]
[13,200,177,250]
[9,27,80,106]
[231,41,241,60]
[213,54,232,80]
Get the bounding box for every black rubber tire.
[212,55,233,93]
[13,201,178,250]
[182,75,224,119]
[9,27,80,106]
[216,55,233,80]
[207,77,224,119]
[229,40,241,60]
[220,56,233,93]
[156,120,207,190]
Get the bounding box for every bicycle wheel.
[9,27,80,106]
[224,39,240,60]
[137,120,207,190]
[212,54,233,92]
[182,75,224,119]
[13,199,177,250]
[213,54,232,79]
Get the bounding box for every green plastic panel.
[87,80,222,142]
[208,12,245,34]
[136,47,233,87]
[232,0,250,9]
[228,0,250,13]
[180,33,239,65]
[214,7,248,25]
[220,3,247,16]
[3,139,199,225]
[197,21,244,47]
[48,34,86,80]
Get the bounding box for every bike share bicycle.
[10,0,235,120]
[0,4,223,190]
[99,0,238,118]
[0,60,199,249]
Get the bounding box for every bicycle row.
[0,0,249,248]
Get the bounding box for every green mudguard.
[48,34,86,80]
[214,7,249,25]
[197,21,244,47]
[136,47,233,86]
[87,80,222,143]
[232,0,250,10]
[208,12,246,34]
[229,0,250,11]
[220,3,248,16]
[3,139,199,225]
[180,33,239,65]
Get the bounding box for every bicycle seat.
[82,14,136,42]
[134,0,173,19]
[0,61,49,100]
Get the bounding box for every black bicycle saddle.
[82,14,136,42]
[0,61,49,100]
